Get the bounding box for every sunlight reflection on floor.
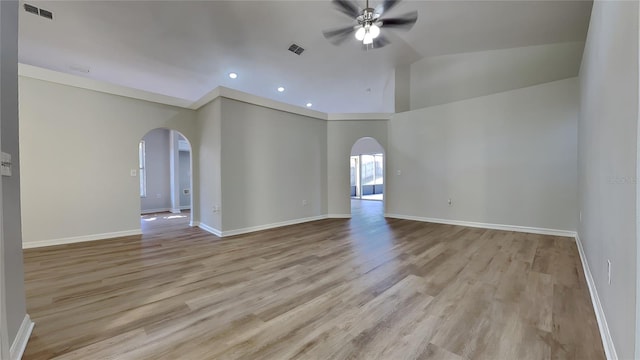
[141,212,188,223]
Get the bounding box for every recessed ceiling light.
[229,72,238,79]
[306,103,313,107]
[277,87,285,92]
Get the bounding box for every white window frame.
[139,140,147,198]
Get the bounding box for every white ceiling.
[18,0,592,113]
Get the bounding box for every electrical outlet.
[448,198,452,206]
[302,199,308,206]
[130,169,137,177]
[1,152,11,177]
[607,260,611,284]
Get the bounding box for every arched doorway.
[138,128,193,231]
[350,137,385,217]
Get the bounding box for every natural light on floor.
[142,214,188,222]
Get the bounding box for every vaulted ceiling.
[19,0,592,113]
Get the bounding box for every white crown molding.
[213,86,328,120]
[189,87,221,110]
[18,64,193,109]
[384,213,576,237]
[327,113,392,121]
[575,233,617,360]
[9,315,34,360]
[19,64,392,121]
[22,229,142,249]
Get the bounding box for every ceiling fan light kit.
[323,0,418,49]
[355,7,381,45]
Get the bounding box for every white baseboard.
[170,208,181,214]
[198,215,329,238]
[141,208,171,215]
[575,233,617,360]
[23,229,142,249]
[198,222,222,237]
[142,207,190,214]
[384,213,576,237]
[221,215,328,237]
[10,314,34,360]
[327,214,352,219]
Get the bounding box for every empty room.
[0,0,637,359]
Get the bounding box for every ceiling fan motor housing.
[357,8,380,27]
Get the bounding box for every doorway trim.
[0,181,7,360]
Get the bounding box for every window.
[361,155,375,186]
[374,154,384,185]
[139,140,146,197]
[350,156,359,197]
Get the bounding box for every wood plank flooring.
[22,201,605,359]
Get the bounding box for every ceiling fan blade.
[379,11,418,30]
[332,0,361,18]
[376,0,401,15]
[362,35,390,50]
[323,25,357,45]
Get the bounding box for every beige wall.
[219,98,327,232]
[387,78,578,232]
[195,98,222,231]
[409,42,584,111]
[578,1,639,358]
[19,77,198,245]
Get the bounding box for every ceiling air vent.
[288,44,305,56]
[23,3,53,20]
[24,4,39,15]
[39,8,53,20]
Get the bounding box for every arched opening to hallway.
[138,128,193,233]
[350,137,385,219]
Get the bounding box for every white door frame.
[0,93,7,360]
[0,0,8,354]
[350,155,360,199]
[0,214,8,360]
[0,86,7,360]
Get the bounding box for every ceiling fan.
[323,0,418,49]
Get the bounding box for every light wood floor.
[23,201,605,359]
